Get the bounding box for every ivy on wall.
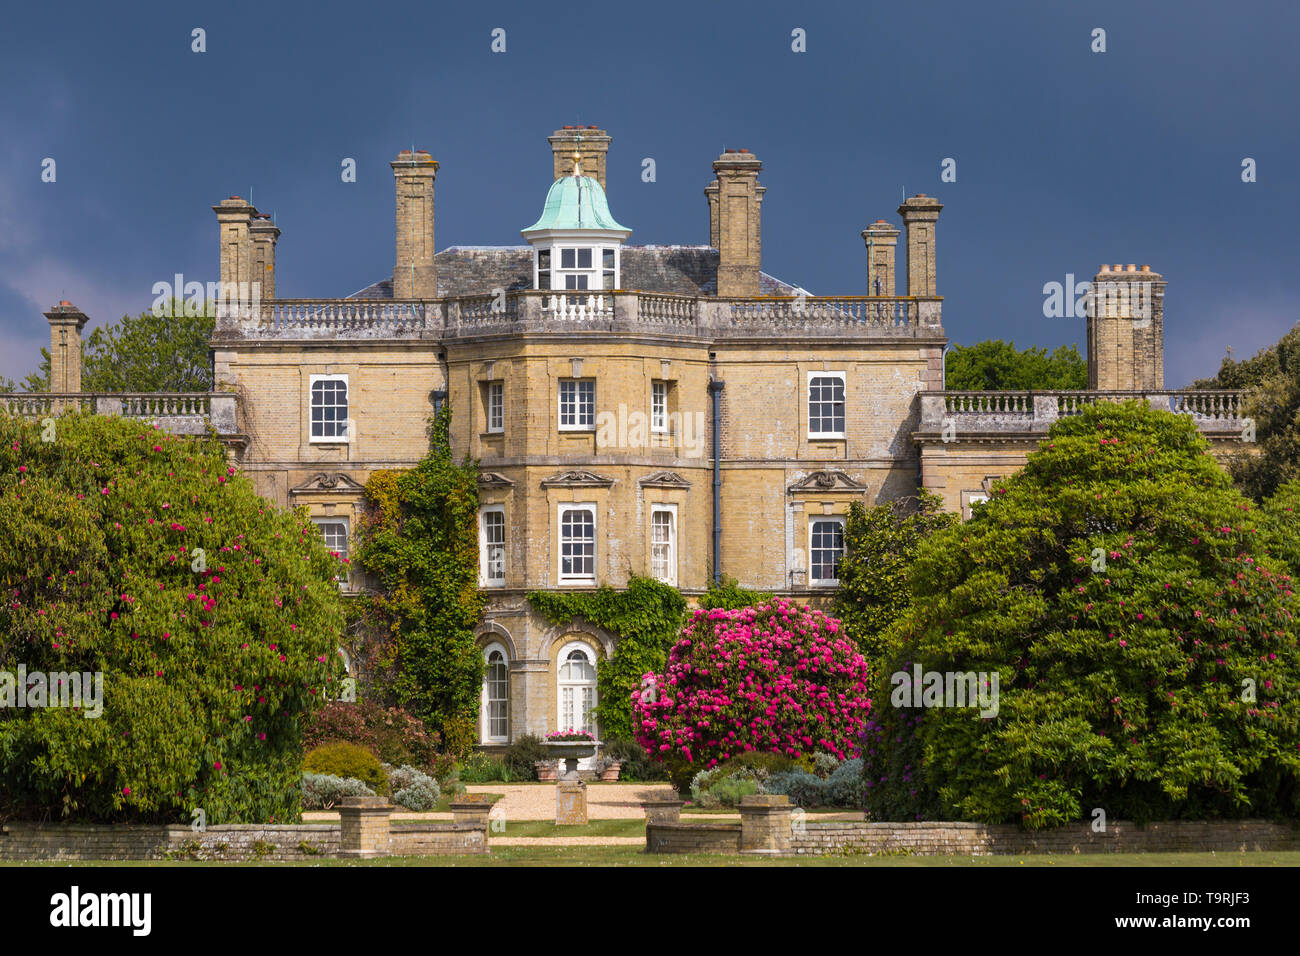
[528,576,687,740]
[351,407,484,756]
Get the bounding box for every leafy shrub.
[709,777,758,807]
[387,764,440,811]
[301,773,375,810]
[387,763,440,811]
[304,699,442,771]
[825,759,865,808]
[0,414,345,824]
[762,759,865,808]
[502,733,548,780]
[833,491,957,668]
[633,599,871,789]
[600,736,670,782]
[303,742,388,794]
[813,752,841,779]
[688,756,781,806]
[457,750,514,783]
[864,402,1300,827]
[763,771,826,808]
[699,576,774,611]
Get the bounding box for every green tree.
[945,340,1087,391]
[863,401,1300,827]
[17,301,214,393]
[0,412,345,823]
[1192,321,1300,501]
[833,491,957,669]
[351,407,485,749]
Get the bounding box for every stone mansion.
[6,126,1248,749]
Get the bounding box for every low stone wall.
[0,823,341,862]
[788,819,1300,856]
[390,824,487,855]
[646,822,741,854]
[1,798,494,861]
[642,796,1300,856]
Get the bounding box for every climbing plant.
[528,576,688,740]
[351,407,484,753]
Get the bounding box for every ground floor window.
[557,642,597,736]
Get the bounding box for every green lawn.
[485,818,646,838]
[12,848,1300,867]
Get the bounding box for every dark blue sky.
[1,0,1296,386]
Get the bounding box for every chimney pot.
[917,193,926,198]
[563,125,573,129]
[1141,264,1151,272]
[1126,263,1136,272]
[1100,264,1110,273]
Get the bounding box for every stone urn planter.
[544,740,597,781]
[535,760,558,782]
[598,761,622,782]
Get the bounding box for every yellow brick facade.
[195,129,1243,747]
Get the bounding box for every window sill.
[558,427,597,434]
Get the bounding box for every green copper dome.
[522,174,630,234]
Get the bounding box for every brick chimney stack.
[212,196,257,293]
[548,126,611,188]
[391,149,439,299]
[862,219,900,296]
[44,301,89,393]
[1087,263,1165,390]
[897,194,943,296]
[249,213,281,300]
[710,148,765,297]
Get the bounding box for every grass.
[12,848,1300,867]
[486,818,645,838]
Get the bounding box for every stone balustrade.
[218,292,944,340]
[919,389,1247,437]
[0,392,237,436]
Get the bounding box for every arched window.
[557,642,597,736]
[482,644,509,743]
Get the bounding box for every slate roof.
[348,246,803,299]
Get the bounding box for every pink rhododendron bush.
[633,599,870,782]
[0,413,346,823]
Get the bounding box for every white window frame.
[965,492,990,521]
[482,642,510,744]
[479,505,506,587]
[309,374,350,443]
[650,503,677,585]
[651,381,668,433]
[487,381,504,434]
[557,503,597,584]
[558,378,596,431]
[311,517,351,586]
[556,641,597,737]
[808,516,845,587]
[807,371,846,439]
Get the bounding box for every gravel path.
[465,782,675,821]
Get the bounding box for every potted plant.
[543,729,598,780]
[596,755,622,782]
[534,759,559,782]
